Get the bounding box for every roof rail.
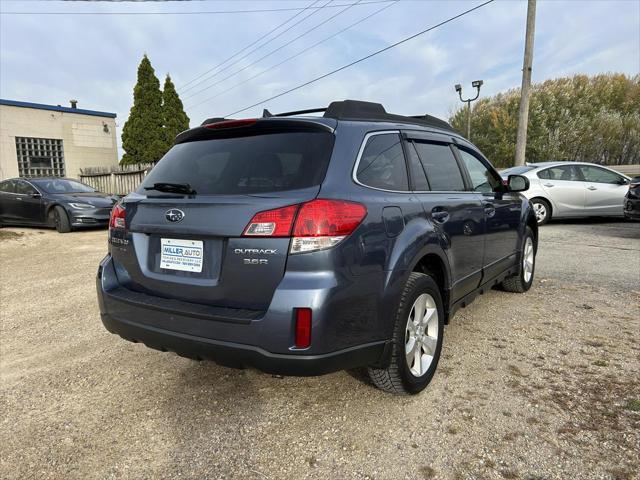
[323,100,455,131]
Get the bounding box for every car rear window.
[139,132,335,195]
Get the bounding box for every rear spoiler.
[177,117,336,145]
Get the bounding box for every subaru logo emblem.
[165,209,185,223]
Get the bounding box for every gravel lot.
[1,220,639,480]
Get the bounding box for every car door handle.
[543,183,555,187]
[483,203,496,217]
[588,186,597,191]
[431,208,449,223]
[16,197,23,201]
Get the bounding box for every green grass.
[626,399,640,412]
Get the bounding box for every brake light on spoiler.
[202,118,257,129]
[243,199,367,254]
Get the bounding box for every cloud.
[1,0,638,159]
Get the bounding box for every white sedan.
[501,161,631,225]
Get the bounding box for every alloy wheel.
[405,293,439,377]
[523,237,534,283]
[533,202,547,224]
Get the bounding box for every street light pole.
[455,80,483,140]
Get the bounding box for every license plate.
[160,238,204,273]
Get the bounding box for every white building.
[0,99,118,180]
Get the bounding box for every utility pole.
[514,0,537,166]
[455,80,483,140]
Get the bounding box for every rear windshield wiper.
[144,182,197,195]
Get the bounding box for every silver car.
[501,161,631,225]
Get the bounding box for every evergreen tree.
[121,55,165,165]
[162,75,190,150]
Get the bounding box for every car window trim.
[352,130,412,194]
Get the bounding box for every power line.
[179,0,320,91]
[187,0,398,111]
[224,0,495,117]
[180,0,332,95]
[183,0,364,101]
[0,0,395,14]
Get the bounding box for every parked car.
[0,177,117,232]
[624,175,640,220]
[97,100,537,395]
[500,162,631,225]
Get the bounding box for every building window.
[15,137,65,177]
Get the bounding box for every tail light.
[290,199,367,254]
[243,204,297,237]
[242,199,367,254]
[109,203,126,229]
[294,308,312,348]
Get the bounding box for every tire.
[368,272,445,395]
[501,226,536,293]
[51,206,72,233]
[531,198,551,225]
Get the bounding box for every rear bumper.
[100,312,386,376]
[97,254,389,376]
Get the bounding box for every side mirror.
[508,174,529,192]
[617,177,629,185]
[31,192,42,199]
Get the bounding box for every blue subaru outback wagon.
[97,100,537,394]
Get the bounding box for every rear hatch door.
[110,119,335,311]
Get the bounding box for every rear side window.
[356,133,408,191]
[537,166,580,181]
[406,142,430,191]
[413,142,465,191]
[0,180,15,193]
[139,132,334,195]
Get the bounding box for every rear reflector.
[242,199,367,254]
[295,308,312,349]
[109,203,126,229]
[203,118,257,129]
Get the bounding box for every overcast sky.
[1,0,638,157]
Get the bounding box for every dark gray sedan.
[0,177,117,232]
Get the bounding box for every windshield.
[32,179,97,194]
[139,131,335,195]
[500,166,536,176]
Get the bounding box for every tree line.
[449,73,640,169]
[121,55,190,165]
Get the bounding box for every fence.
[79,164,153,196]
